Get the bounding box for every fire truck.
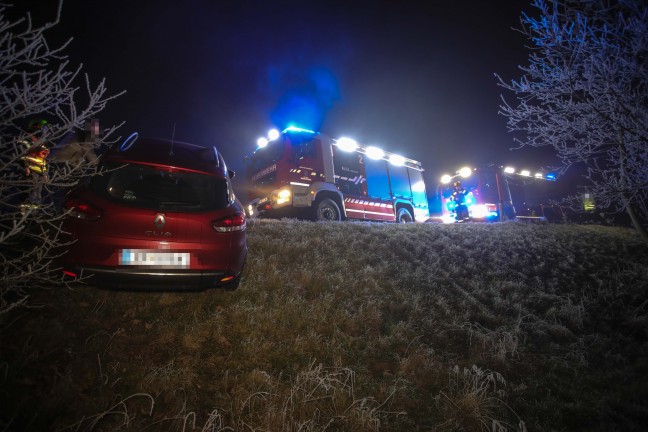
[436,164,558,223]
[246,126,429,222]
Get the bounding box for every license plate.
[119,249,190,268]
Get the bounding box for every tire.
[396,207,413,223]
[314,198,341,221]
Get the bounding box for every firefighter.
[21,118,50,209]
[50,118,100,167]
[451,180,469,222]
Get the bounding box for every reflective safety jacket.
[452,187,467,205]
[22,142,49,176]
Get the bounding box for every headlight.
[471,205,489,219]
[275,189,291,205]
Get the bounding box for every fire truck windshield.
[248,140,283,180]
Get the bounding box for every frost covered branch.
[0,1,124,320]
[496,0,648,242]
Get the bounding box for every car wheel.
[397,207,413,223]
[314,198,341,221]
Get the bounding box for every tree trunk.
[624,200,648,244]
[617,133,648,244]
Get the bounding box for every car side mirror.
[228,169,235,179]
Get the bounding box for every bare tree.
[0,1,124,320]
[497,0,648,242]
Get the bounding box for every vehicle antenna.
[170,123,176,156]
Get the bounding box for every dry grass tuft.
[434,365,525,432]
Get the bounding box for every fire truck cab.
[246,127,429,222]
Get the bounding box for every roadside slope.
[1,220,647,431]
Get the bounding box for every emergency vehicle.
[246,127,429,222]
[436,165,557,223]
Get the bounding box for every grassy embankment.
[1,219,647,431]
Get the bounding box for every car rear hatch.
[64,161,237,270]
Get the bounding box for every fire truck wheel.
[397,207,413,223]
[314,198,341,221]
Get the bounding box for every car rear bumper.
[64,266,240,290]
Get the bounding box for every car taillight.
[211,211,246,232]
[64,198,104,221]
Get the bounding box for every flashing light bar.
[282,126,316,134]
[258,125,424,171]
[441,165,557,183]
[256,128,281,149]
[331,138,423,171]
[257,126,315,149]
[268,129,280,140]
[503,166,557,181]
[440,166,474,184]
[336,137,358,152]
[458,166,472,178]
[365,146,385,160]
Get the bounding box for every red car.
[61,134,247,290]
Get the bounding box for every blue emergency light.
[282,126,316,134]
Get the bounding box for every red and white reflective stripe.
[335,175,366,184]
[364,209,393,216]
[344,198,393,209]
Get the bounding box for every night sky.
[13,0,556,199]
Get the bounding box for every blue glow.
[119,132,139,152]
[446,201,457,212]
[465,193,475,206]
[269,67,340,133]
[282,125,316,134]
[546,172,556,180]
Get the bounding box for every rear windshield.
[91,162,229,211]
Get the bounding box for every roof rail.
[212,146,220,167]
